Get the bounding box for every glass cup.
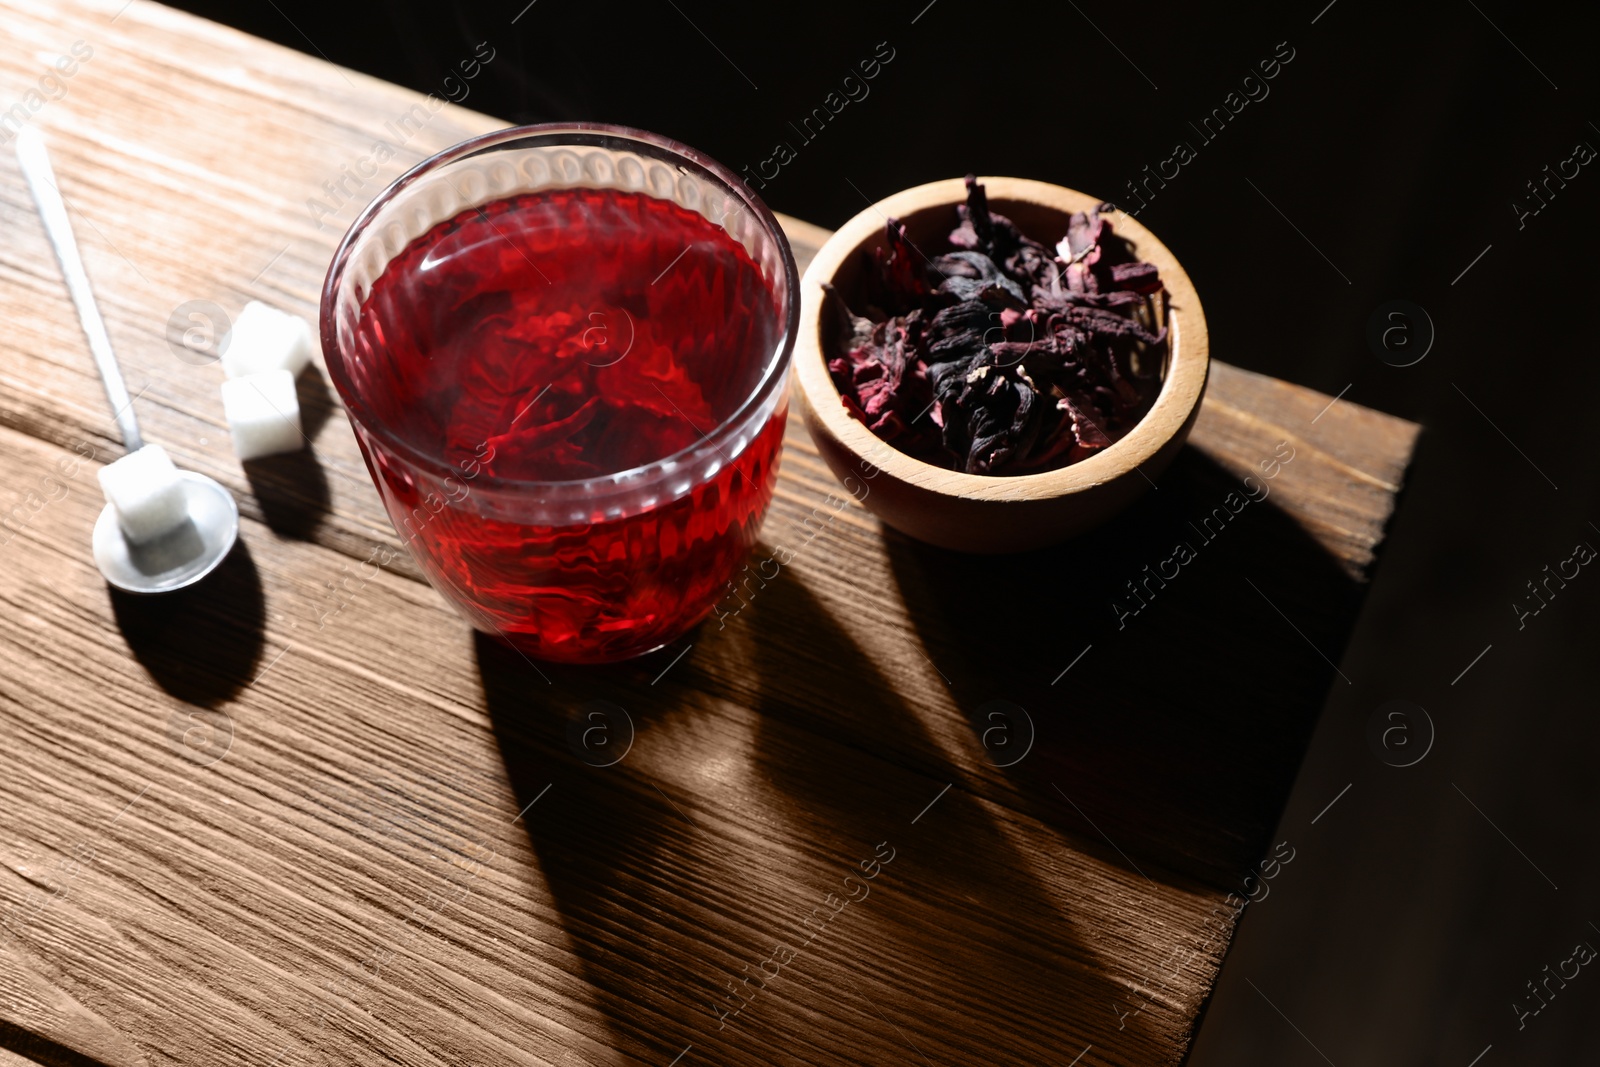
[320,124,799,664]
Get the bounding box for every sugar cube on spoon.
[96,443,190,543]
[222,369,303,460]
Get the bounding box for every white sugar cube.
[222,369,303,460]
[97,443,189,543]
[221,301,315,379]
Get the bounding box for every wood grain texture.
[0,3,1420,1066]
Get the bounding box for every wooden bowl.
[794,176,1210,553]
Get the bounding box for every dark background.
[178,0,1600,1061]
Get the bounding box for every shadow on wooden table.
[241,369,337,540]
[109,537,264,706]
[731,576,1178,1065]
[475,634,720,1067]
[883,445,1364,891]
[243,450,331,541]
[295,365,339,443]
[474,573,1176,1066]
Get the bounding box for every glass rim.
[318,121,801,494]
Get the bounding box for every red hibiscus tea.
[322,127,798,663]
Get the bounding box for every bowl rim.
[794,176,1209,501]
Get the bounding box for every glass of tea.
[320,124,799,663]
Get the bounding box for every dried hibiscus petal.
[824,286,939,454]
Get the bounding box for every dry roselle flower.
[823,286,940,454]
[827,175,1168,475]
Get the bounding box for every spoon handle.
[15,127,143,453]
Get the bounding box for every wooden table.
[0,3,1419,1065]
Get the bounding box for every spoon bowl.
[92,472,239,594]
